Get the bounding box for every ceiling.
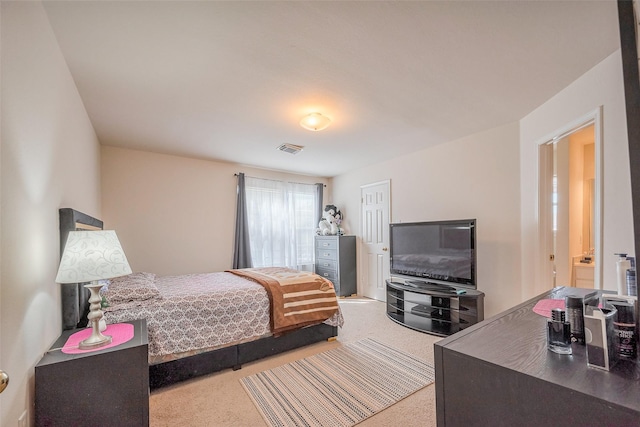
[42,1,620,177]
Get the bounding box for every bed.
[59,208,341,389]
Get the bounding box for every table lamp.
[55,230,132,349]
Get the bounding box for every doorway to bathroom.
[539,109,602,290]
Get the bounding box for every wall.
[101,146,331,276]
[520,51,633,299]
[332,123,521,317]
[1,2,101,425]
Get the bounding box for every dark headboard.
[59,208,104,330]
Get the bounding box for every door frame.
[537,107,603,290]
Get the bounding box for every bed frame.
[149,323,337,389]
[59,208,338,389]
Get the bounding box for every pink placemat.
[532,298,566,318]
[61,323,134,354]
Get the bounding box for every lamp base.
[79,333,112,350]
[80,281,112,350]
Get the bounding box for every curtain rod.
[234,173,326,187]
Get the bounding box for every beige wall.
[1,2,101,425]
[520,51,633,299]
[332,123,522,317]
[101,146,331,276]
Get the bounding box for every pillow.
[101,272,160,305]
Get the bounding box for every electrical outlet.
[18,410,27,427]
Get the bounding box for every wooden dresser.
[434,287,640,426]
[314,235,356,297]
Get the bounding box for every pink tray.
[62,323,134,354]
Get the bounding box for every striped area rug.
[240,338,435,427]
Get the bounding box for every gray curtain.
[315,183,324,227]
[232,173,252,269]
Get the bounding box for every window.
[245,177,319,270]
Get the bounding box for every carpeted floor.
[149,297,442,426]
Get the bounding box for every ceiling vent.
[277,143,304,155]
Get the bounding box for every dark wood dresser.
[434,287,640,426]
[315,235,356,297]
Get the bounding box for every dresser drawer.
[316,267,338,282]
[316,249,337,261]
[316,258,337,271]
[316,238,338,250]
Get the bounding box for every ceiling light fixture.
[300,113,331,131]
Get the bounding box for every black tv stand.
[386,280,484,337]
[406,280,457,292]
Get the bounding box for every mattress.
[103,272,342,364]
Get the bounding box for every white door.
[0,273,3,413]
[538,110,602,293]
[361,181,390,301]
[0,183,4,410]
[539,142,556,287]
[540,135,580,288]
[555,136,571,287]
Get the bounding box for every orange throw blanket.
[227,267,340,334]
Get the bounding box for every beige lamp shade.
[55,230,132,283]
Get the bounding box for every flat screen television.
[389,219,476,289]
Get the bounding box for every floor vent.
[277,143,304,155]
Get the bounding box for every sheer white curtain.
[245,177,318,270]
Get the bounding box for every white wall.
[520,51,633,299]
[101,146,331,276]
[1,2,101,425]
[332,123,521,317]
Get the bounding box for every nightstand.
[35,319,149,426]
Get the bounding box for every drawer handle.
[323,263,330,267]
[323,243,330,247]
[323,273,329,277]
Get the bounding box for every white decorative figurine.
[316,204,344,235]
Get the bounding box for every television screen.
[389,219,476,288]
